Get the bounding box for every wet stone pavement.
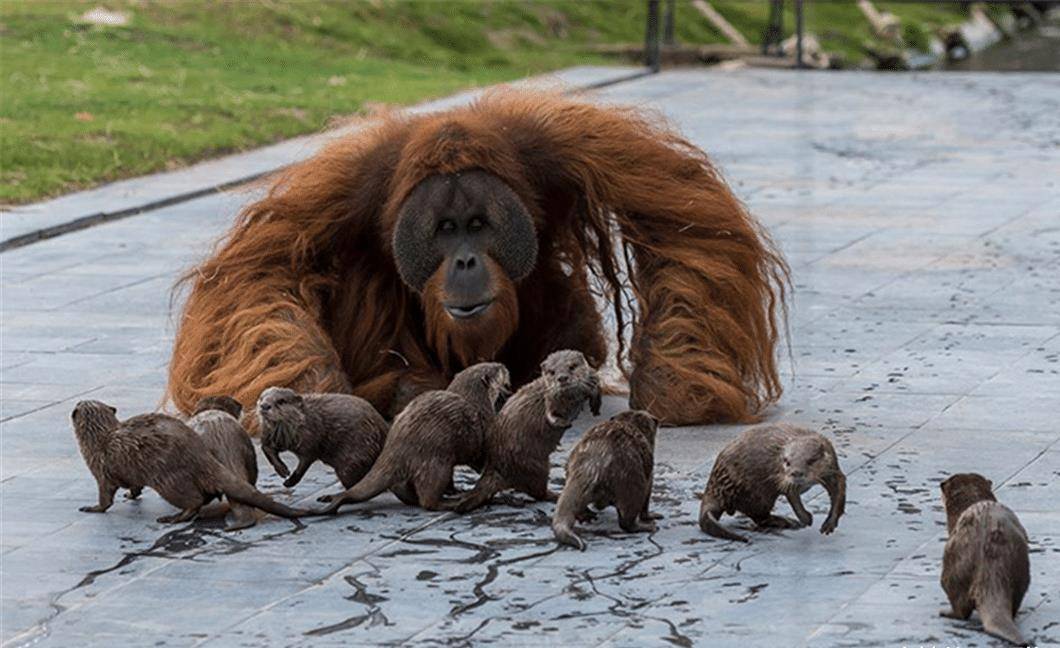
[2,70,1059,647]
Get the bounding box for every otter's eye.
[438,219,457,234]
[569,363,577,371]
[467,216,485,233]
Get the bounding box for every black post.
[663,0,676,46]
[763,0,784,56]
[645,0,661,72]
[795,0,805,68]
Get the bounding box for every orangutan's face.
[391,171,536,366]
[391,170,537,320]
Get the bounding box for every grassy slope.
[0,1,970,205]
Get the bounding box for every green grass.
[0,1,972,205]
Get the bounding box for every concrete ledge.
[0,65,648,252]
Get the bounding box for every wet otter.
[187,396,258,530]
[72,400,310,524]
[449,350,601,513]
[319,363,510,513]
[552,410,659,551]
[940,472,1031,647]
[256,388,388,501]
[698,424,845,543]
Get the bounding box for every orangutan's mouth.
[445,300,493,319]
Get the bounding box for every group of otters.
[70,350,1033,645]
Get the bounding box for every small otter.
[552,410,659,551]
[940,473,1031,647]
[187,396,258,531]
[72,401,310,524]
[256,387,388,500]
[319,362,510,513]
[450,350,601,512]
[698,424,845,543]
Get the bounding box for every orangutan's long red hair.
[168,89,788,426]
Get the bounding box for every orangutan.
[167,89,788,426]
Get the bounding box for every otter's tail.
[218,471,311,519]
[318,462,395,515]
[552,516,586,551]
[552,483,587,551]
[979,592,1027,646]
[699,497,750,543]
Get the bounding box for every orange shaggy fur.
[168,89,788,425]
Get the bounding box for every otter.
[698,424,845,543]
[319,363,510,513]
[71,400,310,524]
[187,396,259,531]
[449,350,601,513]
[940,473,1031,647]
[256,387,388,501]
[552,410,659,551]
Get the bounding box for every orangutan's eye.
[438,219,457,233]
[467,216,485,233]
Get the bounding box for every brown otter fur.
[699,423,845,543]
[256,387,388,501]
[552,410,659,551]
[319,363,509,513]
[188,396,258,531]
[940,473,1031,647]
[72,400,310,524]
[450,350,601,513]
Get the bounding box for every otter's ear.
[940,476,951,491]
[292,393,303,406]
[986,478,993,490]
[107,405,117,416]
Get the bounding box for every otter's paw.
[820,517,839,535]
[79,505,107,513]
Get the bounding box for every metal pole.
[795,0,805,68]
[663,0,676,46]
[645,0,661,72]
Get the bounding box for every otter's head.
[541,350,594,387]
[71,400,119,443]
[940,472,996,533]
[193,395,243,420]
[781,436,835,491]
[448,362,511,412]
[611,409,658,446]
[256,387,305,434]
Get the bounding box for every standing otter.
[940,473,1031,647]
[187,396,259,531]
[72,401,310,524]
[552,410,659,551]
[698,424,845,543]
[449,350,601,513]
[319,363,510,513]
[256,387,388,500]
